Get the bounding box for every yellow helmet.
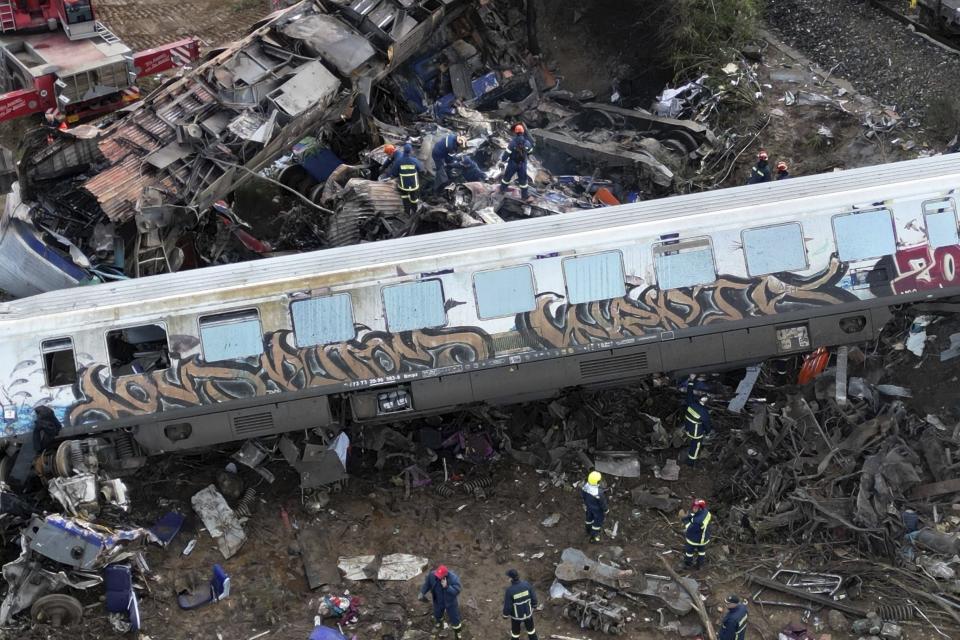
[587,471,602,486]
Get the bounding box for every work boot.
[589,535,601,544]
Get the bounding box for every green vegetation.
[663,0,763,75]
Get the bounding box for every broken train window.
[653,238,716,290]
[41,338,78,387]
[106,324,171,378]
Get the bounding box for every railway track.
[867,0,960,54]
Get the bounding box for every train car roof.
[3,153,960,320]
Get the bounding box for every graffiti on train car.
[517,257,856,347]
[66,326,495,427]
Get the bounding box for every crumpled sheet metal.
[555,547,696,615]
[191,484,247,559]
[26,514,155,570]
[0,536,101,624]
[337,553,427,581]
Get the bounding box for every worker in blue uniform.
[775,161,791,180]
[419,565,463,639]
[431,133,466,192]
[682,498,713,569]
[683,374,712,466]
[746,149,771,184]
[718,595,748,640]
[581,470,609,543]
[500,124,534,199]
[389,142,423,215]
[502,569,539,640]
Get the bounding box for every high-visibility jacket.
[719,603,748,640]
[503,580,537,620]
[683,509,713,546]
[683,384,711,439]
[398,157,423,192]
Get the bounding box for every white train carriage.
[1,154,959,462]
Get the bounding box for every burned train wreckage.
[0,0,710,298]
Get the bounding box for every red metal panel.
[0,87,43,121]
[133,38,201,77]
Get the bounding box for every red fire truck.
[0,0,200,123]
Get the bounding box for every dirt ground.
[94,0,273,50]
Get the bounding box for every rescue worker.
[500,124,534,200]
[502,569,539,640]
[683,373,711,466]
[775,161,791,180]
[746,150,771,184]
[581,470,608,543]
[432,133,466,192]
[419,564,463,639]
[718,594,748,640]
[390,142,423,215]
[378,143,398,179]
[682,498,713,569]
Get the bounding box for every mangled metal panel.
[268,60,342,117]
[279,13,377,76]
[0,213,87,298]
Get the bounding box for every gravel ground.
[766,0,960,123]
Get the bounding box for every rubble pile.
[0,0,739,298]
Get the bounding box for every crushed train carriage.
[2,154,960,474]
[0,0,477,297]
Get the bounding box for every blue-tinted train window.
[383,280,446,332]
[291,294,355,347]
[199,309,263,361]
[832,209,896,261]
[562,251,626,304]
[653,239,716,290]
[742,223,808,276]
[474,265,536,319]
[924,199,959,249]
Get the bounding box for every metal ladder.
[0,0,16,33]
[95,21,121,45]
[133,229,171,278]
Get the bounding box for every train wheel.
[31,594,83,627]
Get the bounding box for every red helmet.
[384,144,396,156]
[692,499,707,510]
[776,161,788,172]
[434,565,449,578]
[513,124,525,134]
[757,150,768,161]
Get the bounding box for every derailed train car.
[1,154,960,472]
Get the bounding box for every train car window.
[199,310,264,361]
[742,223,808,276]
[473,265,537,319]
[562,252,626,304]
[106,324,170,377]
[41,338,78,387]
[382,280,446,332]
[832,209,896,261]
[923,199,960,249]
[652,238,716,290]
[291,294,355,347]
